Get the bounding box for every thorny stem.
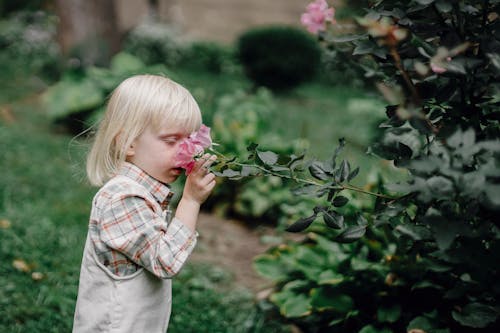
[208,149,397,200]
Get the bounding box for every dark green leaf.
[452,303,498,328]
[286,214,317,233]
[356,214,368,226]
[309,161,329,180]
[246,142,258,152]
[377,305,401,323]
[415,0,435,4]
[336,225,366,243]
[409,117,434,135]
[338,160,350,182]
[395,224,431,241]
[323,211,345,229]
[310,288,354,313]
[407,316,435,332]
[347,167,360,181]
[332,195,349,207]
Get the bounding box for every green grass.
[0,98,291,332]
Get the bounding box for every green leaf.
[359,325,393,333]
[415,0,435,4]
[317,270,344,285]
[347,166,360,181]
[286,214,317,232]
[356,214,368,226]
[409,117,434,135]
[332,195,349,207]
[435,0,452,12]
[353,39,387,59]
[253,254,290,282]
[377,305,401,323]
[246,142,259,152]
[310,288,354,313]
[338,160,350,182]
[407,316,435,332]
[452,302,498,328]
[213,169,241,178]
[270,290,311,318]
[309,161,329,180]
[43,78,105,119]
[395,224,431,241]
[336,225,366,243]
[256,150,278,166]
[323,210,345,229]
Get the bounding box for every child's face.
[127,124,191,184]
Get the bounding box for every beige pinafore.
[72,232,172,332]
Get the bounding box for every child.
[72,74,216,332]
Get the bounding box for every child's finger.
[196,154,216,174]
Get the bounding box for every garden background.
[1,0,498,332]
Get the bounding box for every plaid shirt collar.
[118,162,174,209]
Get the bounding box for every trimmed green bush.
[237,26,321,91]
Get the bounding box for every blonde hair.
[86,74,202,186]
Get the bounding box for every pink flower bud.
[301,0,335,34]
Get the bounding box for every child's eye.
[162,137,178,144]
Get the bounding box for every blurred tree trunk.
[55,0,120,66]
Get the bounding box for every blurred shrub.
[236,26,321,91]
[0,10,61,81]
[180,41,237,74]
[0,0,45,17]
[206,88,310,221]
[42,52,172,133]
[123,21,183,67]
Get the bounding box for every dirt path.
[191,213,278,292]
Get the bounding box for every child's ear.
[115,132,135,157]
[125,140,136,158]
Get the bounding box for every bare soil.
[191,213,278,291]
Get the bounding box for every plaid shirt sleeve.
[98,193,197,278]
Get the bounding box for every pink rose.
[190,124,212,148]
[301,0,335,34]
[175,124,213,174]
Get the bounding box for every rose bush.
[210,1,500,332]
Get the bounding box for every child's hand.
[182,153,217,205]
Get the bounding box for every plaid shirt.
[88,162,197,278]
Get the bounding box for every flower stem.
[210,149,396,200]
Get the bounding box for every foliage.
[205,89,311,221]
[249,0,500,332]
[42,52,171,133]
[180,41,238,74]
[237,25,321,91]
[0,10,61,81]
[0,0,45,18]
[123,20,184,67]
